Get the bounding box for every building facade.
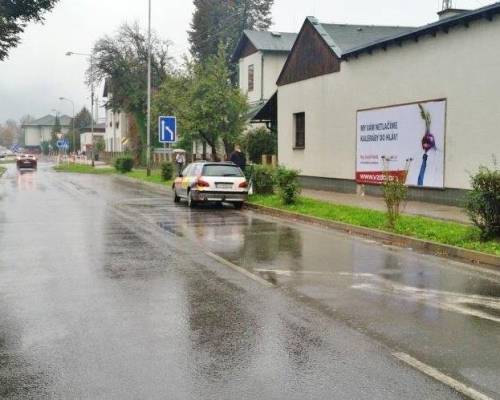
[277,4,500,204]
[103,81,129,153]
[22,115,71,147]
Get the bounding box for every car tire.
[233,202,244,210]
[173,188,180,203]
[188,191,197,209]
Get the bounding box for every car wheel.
[173,187,180,203]
[188,191,197,209]
[233,202,244,210]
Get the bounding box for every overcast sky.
[0,0,493,123]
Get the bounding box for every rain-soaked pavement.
[0,163,498,399]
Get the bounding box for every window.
[115,121,120,129]
[248,64,254,92]
[294,112,305,149]
[202,164,244,177]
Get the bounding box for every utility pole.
[146,0,152,176]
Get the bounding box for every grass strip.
[54,164,172,187]
[54,163,114,175]
[249,194,500,256]
[0,166,6,177]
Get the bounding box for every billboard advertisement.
[356,100,446,188]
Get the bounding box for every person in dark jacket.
[229,145,246,171]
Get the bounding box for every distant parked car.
[173,161,248,209]
[17,154,37,170]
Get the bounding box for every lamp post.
[146,0,152,176]
[66,51,95,166]
[59,97,75,155]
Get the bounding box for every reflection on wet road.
[0,163,498,399]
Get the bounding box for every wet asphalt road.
[0,163,498,399]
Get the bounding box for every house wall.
[104,109,128,152]
[24,126,70,146]
[239,51,288,104]
[278,18,500,195]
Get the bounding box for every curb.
[245,203,500,268]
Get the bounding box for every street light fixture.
[59,97,75,154]
[66,51,95,166]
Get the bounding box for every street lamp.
[66,51,95,166]
[146,0,152,176]
[59,97,75,154]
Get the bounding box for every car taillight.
[196,179,210,188]
[239,181,248,188]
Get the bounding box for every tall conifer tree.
[189,0,273,64]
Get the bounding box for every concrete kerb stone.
[245,203,500,269]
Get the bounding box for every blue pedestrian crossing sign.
[159,116,177,143]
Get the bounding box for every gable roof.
[321,23,416,55]
[343,2,500,58]
[231,30,298,62]
[306,17,416,58]
[22,114,72,127]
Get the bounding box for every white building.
[276,4,500,205]
[232,30,297,129]
[80,123,105,153]
[103,81,129,152]
[22,114,71,147]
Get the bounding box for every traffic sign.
[57,139,69,150]
[159,116,177,143]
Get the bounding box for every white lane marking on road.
[205,251,275,288]
[346,272,500,324]
[393,352,494,400]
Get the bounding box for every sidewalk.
[301,189,470,224]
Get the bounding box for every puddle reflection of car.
[17,154,37,170]
[173,162,248,209]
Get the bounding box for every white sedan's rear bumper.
[191,190,248,202]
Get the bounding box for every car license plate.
[216,183,233,189]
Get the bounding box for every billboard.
[356,100,446,188]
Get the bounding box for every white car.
[173,162,249,209]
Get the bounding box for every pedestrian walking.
[229,145,246,171]
[175,151,186,176]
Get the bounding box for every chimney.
[438,0,468,20]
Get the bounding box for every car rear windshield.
[202,164,244,177]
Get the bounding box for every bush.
[275,166,301,205]
[465,164,500,240]
[160,162,174,181]
[114,156,134,173]
[383,175,408,229]
[244,127,277,164]
[251,165,275,194]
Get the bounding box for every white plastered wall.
[278,19,500,190]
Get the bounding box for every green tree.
[188,45,247,159]
[189,0,273,64]
[244,126,277,163]
[152,64,195,151]
[0,0,59,60]
[92,23,172,162]
[68,107,93,151]
[0,119,18,147]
